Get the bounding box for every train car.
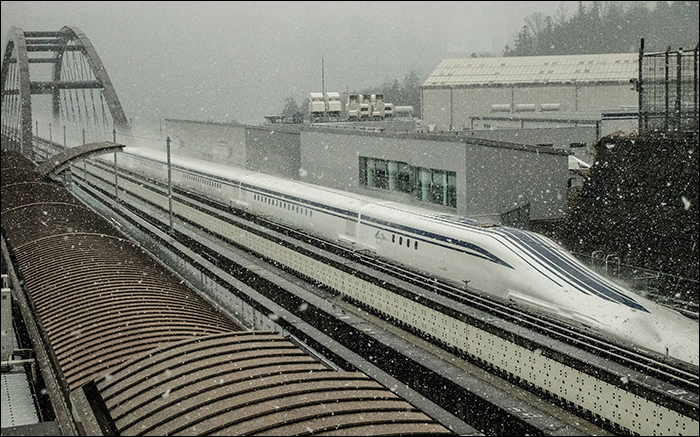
[111,147,700,367]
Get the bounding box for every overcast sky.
[2,1,577,129]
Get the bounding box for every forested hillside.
[504,1,698,57]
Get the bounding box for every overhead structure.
[35,141,124,179]
[1,26,129,157]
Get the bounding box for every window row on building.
[358,157,457,208]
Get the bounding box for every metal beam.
[60,26,130,134]
[26,45,84,52]
[23,31,65,38]
[30,80,102,93]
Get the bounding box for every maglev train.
[111,146,699,367]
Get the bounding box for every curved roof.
[423,52,638,88]
[94,332,452,436]
[1,151,240,390]
[35,141,124,179]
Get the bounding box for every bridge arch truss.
[1,26,130,157]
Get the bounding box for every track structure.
[1,145,460,436]
[51,140,698,437]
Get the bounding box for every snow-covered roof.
[423,53,638,88]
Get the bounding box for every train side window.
[414,241,418,250]
[392,234,395,243]
[399,236,403,245]
[309,210,313,217]
[406,238,410,247]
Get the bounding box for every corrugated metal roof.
[423,53,638,87]
[95,332,453,436]
[1,152,242,391]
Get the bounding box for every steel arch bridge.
[1,25,130,157]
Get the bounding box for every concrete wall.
[245,126,300,180]
[300,129,569,221]
[462,143,569,221]
[164,119,246,167]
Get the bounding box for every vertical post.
[34,120,38,161]
[676,49,682,130]
[695,45,699,127]
[442,171,448,206]
[321,59,326,122]
[367,158,375,187]
[113,128,119,203]
[638,38,644,134]
[388,161,397,191]
[63,125,69,187]
[321,59,325,98]
[49,123,52,144]
[420,168,430,202]
[449,87,454,131]
[167,136,173,235]
[83,128,86,178]
[665,47,670,131]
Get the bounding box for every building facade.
[421,53,639,132]
[165,119,569,225]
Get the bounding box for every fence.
[638,40,699,133]
[583,251,698,319]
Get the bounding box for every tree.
[281,97,300,117]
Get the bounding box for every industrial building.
[420,52,639,132]
[158,52,648,229]
[164,119,569,226]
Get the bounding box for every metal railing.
[580,250,698,318]
[638,40,699,133]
